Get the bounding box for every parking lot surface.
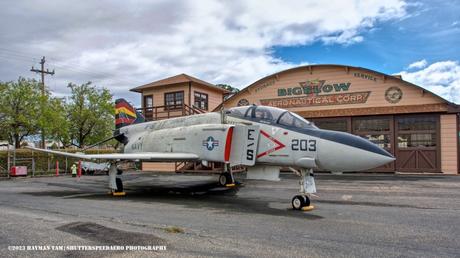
[0,172,459,257]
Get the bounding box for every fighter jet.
[28,99,394,210]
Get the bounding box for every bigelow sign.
[260,79,370,108]
[277,80,350,96]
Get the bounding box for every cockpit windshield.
[226,105,317,129]
[277,111,316,129]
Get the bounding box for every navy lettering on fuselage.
[247,129,255,160]
[291,139,316,151]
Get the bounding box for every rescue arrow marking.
[257,130,286,158]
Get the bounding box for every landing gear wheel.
[115,178,123,193]
[292,195,310,210]
[218,173,233,186]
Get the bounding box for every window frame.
[395,114,439,149]
[164,91,184,110]
[193,91,209,110]
[143,94,153,112]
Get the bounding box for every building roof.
[130,73,230,93]
[218,64,459,112]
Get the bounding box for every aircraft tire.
[304,195,311,207]
[292,195,310,210]
[115,178,123,192]
[218,173,232,186]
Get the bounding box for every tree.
[216,84,239,100]
[216,84,239,93]
[0,78,43,148]
[0,77,66,148]
[66,82,114,148]
[43,97,69,148]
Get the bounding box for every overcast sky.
[0,0,459,105]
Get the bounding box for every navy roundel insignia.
[203,136,219,151]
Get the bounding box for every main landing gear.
[108,163,125,196]
[291,168,316,211]
[218,164,236,187]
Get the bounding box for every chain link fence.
[0,148,116,178]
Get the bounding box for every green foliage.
[0,78,114,149]
[66,82,114,148]
[45,97,70,146]
[0,78,43,147]
[216,84,239,93]
[216,84,239,101]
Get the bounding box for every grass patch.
[164,226,184,234]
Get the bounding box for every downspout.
[188,81,192,109]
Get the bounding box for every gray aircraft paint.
[28,106,394,172]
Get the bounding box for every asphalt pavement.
[0,172,459,257]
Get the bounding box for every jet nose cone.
[346,134,396,168]
[317,130,395,172]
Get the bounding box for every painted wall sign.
[260,91,371,108]
[385,87,403,103]
[353,72,377,82]
[237,99,250,106]
[278,80,351,96]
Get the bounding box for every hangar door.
[395,115,440,172]
[352,116,394,172]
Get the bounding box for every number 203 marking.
[291,139,316,151]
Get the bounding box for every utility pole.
[31,56,55,148]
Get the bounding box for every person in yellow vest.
[71,163,77,177]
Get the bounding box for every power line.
[30,56,55,95]
[0,47,134,82]
[0,48,145,94]
[0,47,147,86]
[30,56,55,148]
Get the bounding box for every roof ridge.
[130,73,230,93]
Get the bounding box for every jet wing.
[25,147,199,161]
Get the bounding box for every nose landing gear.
[291,168,316,211]
[218,164,236,187]
[108,163,125,196]
[292,195,310,210]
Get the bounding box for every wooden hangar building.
[132,66,460,174]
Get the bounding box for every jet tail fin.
[115,98,145,129]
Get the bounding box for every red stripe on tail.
[224,127,234,163]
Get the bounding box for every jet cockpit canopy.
[226,105,317,129]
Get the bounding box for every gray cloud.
[0,0,408,106]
